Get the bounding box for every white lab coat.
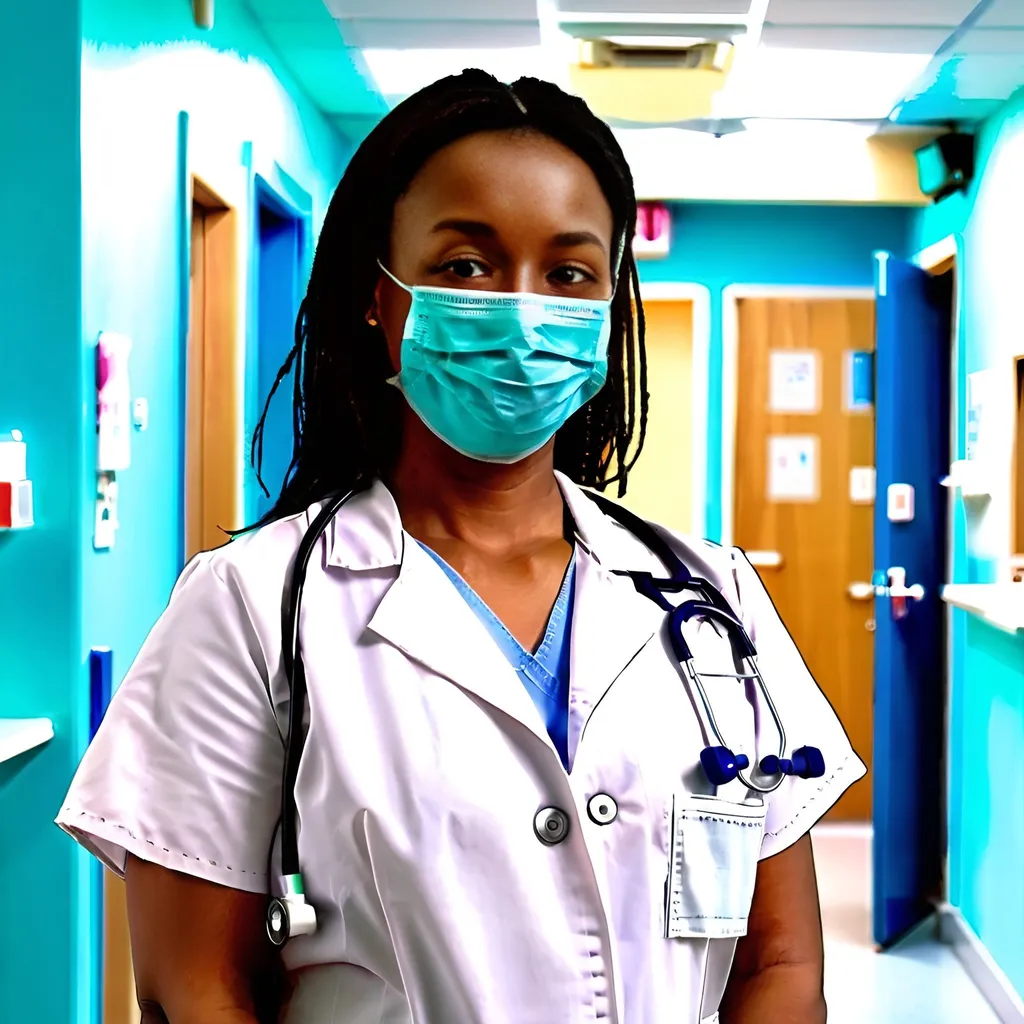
[58,473,864,1023]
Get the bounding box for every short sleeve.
[729,550,867,860]
[56,554,284,894]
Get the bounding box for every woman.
[59,71,863,1023]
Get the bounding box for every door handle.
[746,550,783,568]
[882,566,925,601]
[848,582,877,601]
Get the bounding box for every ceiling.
[247,0,1024,142]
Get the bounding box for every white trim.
[913,234,961,904]
[0,718,53,763]
[639,282,712,540]
[720,285,875,547]
[938,904,1024,1023]
[914,234,958,272]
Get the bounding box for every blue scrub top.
[417,541,575,770]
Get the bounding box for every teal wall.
[0,2,89,1022]
[3,1,348,1021]
[912,90,1024,999]
[637,203,915,540]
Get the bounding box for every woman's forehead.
[393,131,614,243]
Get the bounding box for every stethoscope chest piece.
[267,888,318,947]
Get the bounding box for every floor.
[813,825,1000,1023]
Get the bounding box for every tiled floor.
[812,825,1000,1023]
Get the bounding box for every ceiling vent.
[578,39,732,72]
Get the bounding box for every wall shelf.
[941,584,1024,635]
[0,718,54,763]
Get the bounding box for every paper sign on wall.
[769,350,819,413]
[768,435,818,502]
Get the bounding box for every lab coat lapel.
[568,549,662,757]
[366,539,553,751]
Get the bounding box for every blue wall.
[0,1,348,1020]
[912,90,1024,999]
[0,2,89,1022]
[638,203,915,540]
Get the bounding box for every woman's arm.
[127,855,287,1024]
[719,835,827,1024]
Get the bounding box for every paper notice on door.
[768,435,818,502]
[769,350,819,413]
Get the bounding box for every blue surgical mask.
[380,264,612,464]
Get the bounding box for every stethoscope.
[265,487,825,946]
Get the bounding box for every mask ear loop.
[377,259,413,295]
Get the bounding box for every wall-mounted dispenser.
[0,429,33,529]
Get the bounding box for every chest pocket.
[665,793,766,939]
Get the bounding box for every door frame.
[639,282,712,540]
[720,284,876,547]
[911,233,962,906]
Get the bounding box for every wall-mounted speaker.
[192,0,214,30]
[915,133,974,203]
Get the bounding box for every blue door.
[872,253,952,947]
[252,194,304,521]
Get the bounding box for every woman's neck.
[387,413,566,556]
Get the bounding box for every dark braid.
[250,70,649,522]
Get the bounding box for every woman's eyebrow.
[431,218,496,238]
[551,230,607,253]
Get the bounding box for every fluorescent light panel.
[362,46,551,97]
[715,48,935,120]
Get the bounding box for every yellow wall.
[622,300,694,535]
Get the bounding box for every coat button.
[587,793,618,825]
[534,807,570,845]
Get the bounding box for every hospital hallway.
[6,0,1024,1021]
[814,827,999,1022]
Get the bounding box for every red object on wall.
[0,482,13,528]
[633,202,671,257]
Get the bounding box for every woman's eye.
[550,265,596,286]
[441,258,489,279]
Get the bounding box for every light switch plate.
[850,466,876,504]
[887,483,915,522]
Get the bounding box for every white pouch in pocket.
[665,793,767,939]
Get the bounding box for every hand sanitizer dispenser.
[0,430,33,529]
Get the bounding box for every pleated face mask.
[380,263,612,464]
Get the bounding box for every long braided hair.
[251,69,649,522]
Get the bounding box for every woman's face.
[377,129,616,371]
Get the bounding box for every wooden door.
[622,300,694,534]
[733,298,875,820]
[185,180,240,561]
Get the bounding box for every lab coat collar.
[325,473,654,574]
[326,480,404,570]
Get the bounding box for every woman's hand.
[127,855,287,1024]
[719,834,827,1023]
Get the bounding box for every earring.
[365,311,379,328]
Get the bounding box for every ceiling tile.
[765,0,975,28]
[324,0,537,19]
[556,0,751,14]
[975,0,1024,29]
[339,18,540,48]
[761,25,951,52]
